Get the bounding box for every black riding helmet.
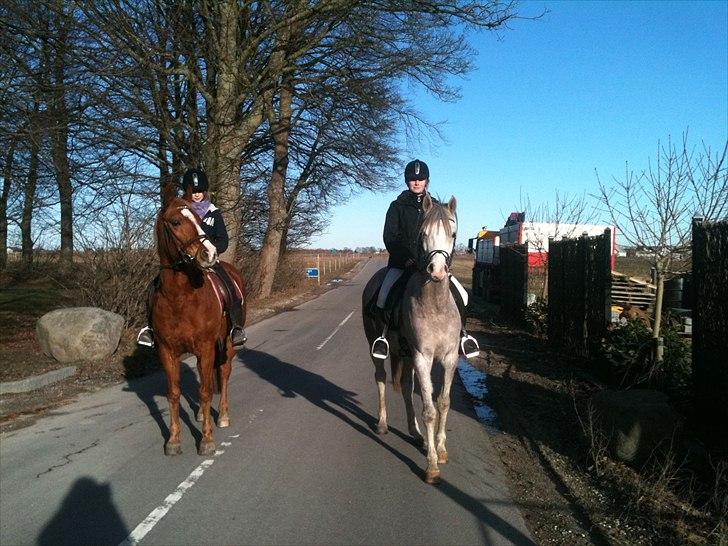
[182,168,209,193]
[404,159,429,182]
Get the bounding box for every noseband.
[418,248,453,271]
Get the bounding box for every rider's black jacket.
[199,205,229,254]
[383,190,429,269]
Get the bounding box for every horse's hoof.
[218,416,230,428]
[198,441,216,456]
[376,424,389,435]
[425,470,441,485]
[164,442,182,456]
[438,451,449,464]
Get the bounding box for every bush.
[524,296,548,337]
[600,317,692,411]
[70,249,159,326]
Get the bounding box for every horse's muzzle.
[196,246,218,269]
[427,261,449,282]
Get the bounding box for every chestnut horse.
[362,194,460,483]
[151,190,246,456]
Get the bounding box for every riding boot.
[136,277,158,347]
[228,303,247,348]
[371,306,390,360]
[212,263,247,348]
[450,278,480,359]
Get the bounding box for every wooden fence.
[499,244,528,319]
[547,229,612,359]
[691,218,728,449]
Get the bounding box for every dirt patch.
[465,298,724,545]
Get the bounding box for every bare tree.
[598,131,728,361]
[21,103,42,267]
[0,138,17,270]
[515,189,599,298]
[2,0,523,287]
[250,1,519,297]
[41,0,75,266]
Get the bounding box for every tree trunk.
[49,11,73,266]
[0,140,15,270]
[206,0,264,264]
[652,262,666,363]
[254,71,294,298]
[22,107,41,268]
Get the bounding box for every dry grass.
[237,250,366,304]
[451,253,474,291]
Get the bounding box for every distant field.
[0,286,74,317]
[614,256,653,282]
[451,253,474,291]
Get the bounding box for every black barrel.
[664,276,684,310]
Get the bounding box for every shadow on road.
[242,348,534,544]
[122,355,207,451]
[240,348,423,470]
[37,476,128,545]
[436,477,536,545]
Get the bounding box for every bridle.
[417,221,456,272]
[418,248,453,271]
[162,206,212,270]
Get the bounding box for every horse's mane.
[419,195,456,239]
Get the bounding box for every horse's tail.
[213,367,221,394]
[212,338,224,394]
[390,357,403,392]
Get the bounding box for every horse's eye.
[170,220,181,227]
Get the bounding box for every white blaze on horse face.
[424,220,454,281]
[180,208,218,265]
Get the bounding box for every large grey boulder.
[588,389,683,468]
[36,307,125,363]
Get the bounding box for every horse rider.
[370,159,480,360]
[137,168,247,349]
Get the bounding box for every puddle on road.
[457,358,499,431]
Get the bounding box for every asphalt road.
[0,258,533,546]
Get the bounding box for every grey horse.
[362,194,461,484]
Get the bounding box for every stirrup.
[371,336,389,360]
[230,327,247,348]
[460,334,480,359]
[136,326,154,347]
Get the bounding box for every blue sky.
[309,0,728,250]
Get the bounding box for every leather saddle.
[207,269,244,316]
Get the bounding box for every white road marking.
[119,432,241,545]
[316,310,355,350]
[119,459,215,546]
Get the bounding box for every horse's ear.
[423,193,433,213]
[448,195,457,214]
[161,182,177,208]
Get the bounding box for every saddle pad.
[207,270,244,315]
